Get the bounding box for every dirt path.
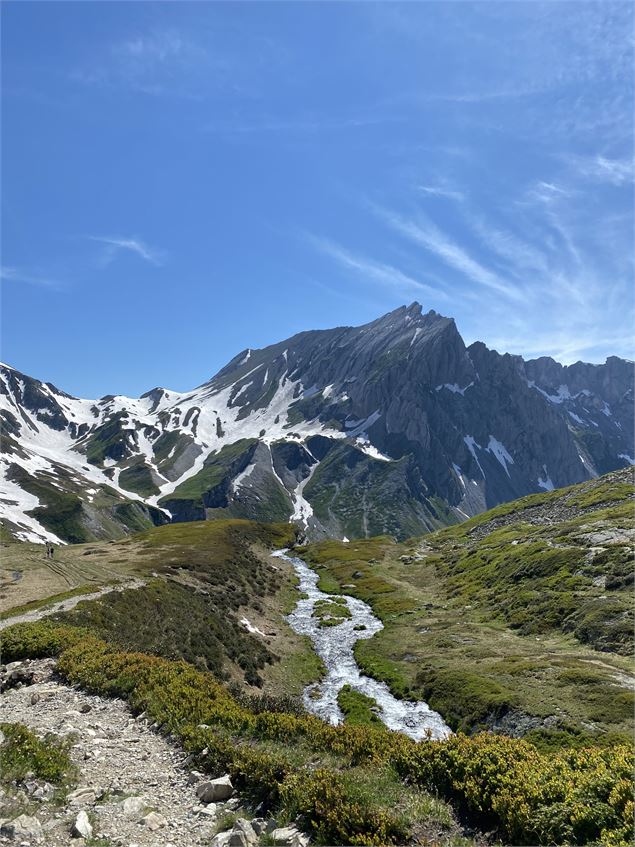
[0,660,221,845]
[0,580,146,631]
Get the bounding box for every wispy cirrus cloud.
[410,167,633,362]
[374,207,525,302]
[418,184,465,202]
[0,266,63,290]
[204,113,401,136]
[565,154,635,186]
[88,236,166,267]
[307,235,448,301]
[71,29,213,98]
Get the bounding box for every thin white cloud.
[71,30,211,98]
[566,154,635,186]
[88,236,165,267]
[418,184,465,202]
[452,173,633,363]
[465,214,550,279]
[375,207,525,302]
[308,236,447,301]
[0,266,62,289]
[205,114,403,135]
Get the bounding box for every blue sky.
[2,1,633,398]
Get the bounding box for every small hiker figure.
[45,543,51,559]
[49,544,54,559]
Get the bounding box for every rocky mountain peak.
[1,306,633,545]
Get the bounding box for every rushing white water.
[274,549,451,741]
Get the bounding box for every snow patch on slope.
[486,436,514,477]
[436,382,474,396]
[537,465,555,491]
[463,436,485,478]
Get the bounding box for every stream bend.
[274,549,451,741]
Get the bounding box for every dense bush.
[3,619,633,846]
[58,579,275,685]
[1,621,89,661]
[394,733,634,846]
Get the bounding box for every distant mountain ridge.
[1,302,633,543]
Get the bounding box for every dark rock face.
[1,303,633,542]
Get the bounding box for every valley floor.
[0,471,633,846]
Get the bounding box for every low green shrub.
[0,722,77,787]
[1,621,89,662]
[3,619,632,846]
[394,733,634,846]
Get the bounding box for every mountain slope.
[1,303,633,543]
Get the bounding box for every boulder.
[32,782,55,802]
[271,826,309,847]
[122,795,146,819]
[195,775,234,803]
[68,787,97,806]
[233,818,258,846]
[142,811,167,831]
[187,770,205,785]
[71,810,93,839]
[251,818,267,836]
[228,832,248,847]
[198,804,218,818]
[0,814,44,842]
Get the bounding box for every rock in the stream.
[71,810,93,839]
[195,775,234,803]
[1,813,44,842]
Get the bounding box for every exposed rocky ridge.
[1,303,632,543]
[463,467,635,543]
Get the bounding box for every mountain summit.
[1,305,633,543]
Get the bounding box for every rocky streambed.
[275,550,450,741]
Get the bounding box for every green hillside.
[300,468,634,746]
